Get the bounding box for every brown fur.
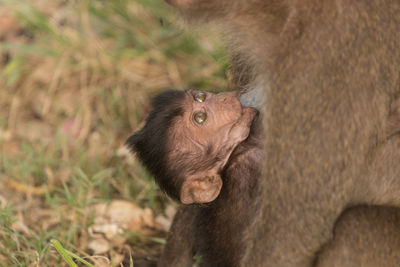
[158,116,400,267]
[161,205,400,267]
[386,98,400,139]
[128,89,262,266]
[158,113,263,267]
[158,205,196,267]
[315,206,400,267]
[128,89,257,205]
[164,0,400,266]
[129,91,400,266]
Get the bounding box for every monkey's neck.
[194,124,263,267]
[220,114,263,201]
[193,121,263,266]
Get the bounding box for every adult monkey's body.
[161,205,400,267]
[165,1,400,266]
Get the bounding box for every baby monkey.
[127,89,262,266]
[127,89,400,267]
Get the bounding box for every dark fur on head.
[126,90,185,200]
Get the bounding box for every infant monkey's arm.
[158,206,197,267]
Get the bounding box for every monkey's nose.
[219,91,239,102]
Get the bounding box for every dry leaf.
[87,200,159,254]
[90,223,122,240]
[92,200,156,232]
[88,238,110,254]
[110,252,125,267]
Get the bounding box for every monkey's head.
[127,89,257,204]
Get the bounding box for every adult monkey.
[164,1,400,267]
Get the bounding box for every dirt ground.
[0,1,226,266]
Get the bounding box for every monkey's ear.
[180,171,222,204]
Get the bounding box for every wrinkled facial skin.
[186,90,240,137]
[171,90,255,157]
[169,89,257,204]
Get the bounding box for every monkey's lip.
[241,106,259,119]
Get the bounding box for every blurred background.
[0,0,228,265]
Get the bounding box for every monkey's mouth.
[242,106,259,121]
[236,106,259,132]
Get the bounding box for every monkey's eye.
[194,112,207,124]
[194,91,207,102]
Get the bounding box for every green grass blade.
[52,239,96,267]
[65,250,95,267]
[52,240,77,267]
[125,231,166,244]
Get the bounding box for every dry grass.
[0,0,227,265]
